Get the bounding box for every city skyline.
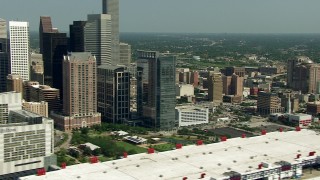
[1,0,320,33]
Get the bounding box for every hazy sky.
[1,0,320,33]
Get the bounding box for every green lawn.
[153,143,175,152]
[115,141,147,154]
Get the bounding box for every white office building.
[0,110,55,179]
[175,106,209,127]
[9,21,30,81]
[84,14,112,66]
[0,92,22,124]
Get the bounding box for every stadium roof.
[20,129,320,180]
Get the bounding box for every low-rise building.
[123,136,147,144]
[257,91,284,115]
[22,101,48,117]
[307,101,320,115]
[288,113,312,127]
[175,106,209,127]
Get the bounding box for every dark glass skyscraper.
[0,18,8,92]
[39,16,55,54]
[42,33,68,91]
[69,21,86,52]
[39,17,68,101]
[137,50,176,130]
[97,65,130,123]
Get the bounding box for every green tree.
[92,148,101,156]
[83,147,92,156]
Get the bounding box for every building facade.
[69,21,86,52]
[306,102,320,115]
[84,14,112,66]
[30,53,44,84]
[257,91,284,115]
[175,106,209,127]
[42,31,68,95]
[208,72,223,104]
[97,65,130,123]
[288,113,312,128]
[119,43,131,65]
[39,16,55,54]
[138,50,176,130]
[0,110,55,179]
[224,67,245,77]
[102,0,119,65]
[7,74,23,94]
[0,92,22,124]
[9,21,30,81]
[22,101,48,117]
[52,52,101,131]
[176,84,194,97]
[24,83,60,113]
[0,18,8,93]
[287,57,320,94]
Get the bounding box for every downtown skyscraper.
[137,50,176,130]
[9,21,30,81]
[52,52,101,131]
[0,18,8,92]
[39,16,68,101]
[84,14,112,66]
[103,0,119,65]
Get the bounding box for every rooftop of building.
[307,101,320,105]
[175,105,208,112]
[0,91,21,95]
[10,110,41,118]
[22,101,47,105]
[81,143,101,151]
[20,129,320,180]
[31,85,58,91]
[65,52,95,62]
[98,64,128,71]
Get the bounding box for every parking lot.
[209,127,254,138]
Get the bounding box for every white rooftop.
[81,143,101,151]
[20,129,320,180]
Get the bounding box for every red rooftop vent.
[261,130,267,135]
[241,133,246,138]
[90,156,98,164]
[200,173,206,179]
[196,140,203,146]
[182,177,188,180]
[61,162,66,169]
[123,152,128,158]
[37,168,46,176]
[220,136,227,142]
[148,148,155,154]
[176,144,182,149]
[296,154,301,159]
[296,126,301,132]
[309,151,316,156]
[258,163,263,169]
[279,128,283,132]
